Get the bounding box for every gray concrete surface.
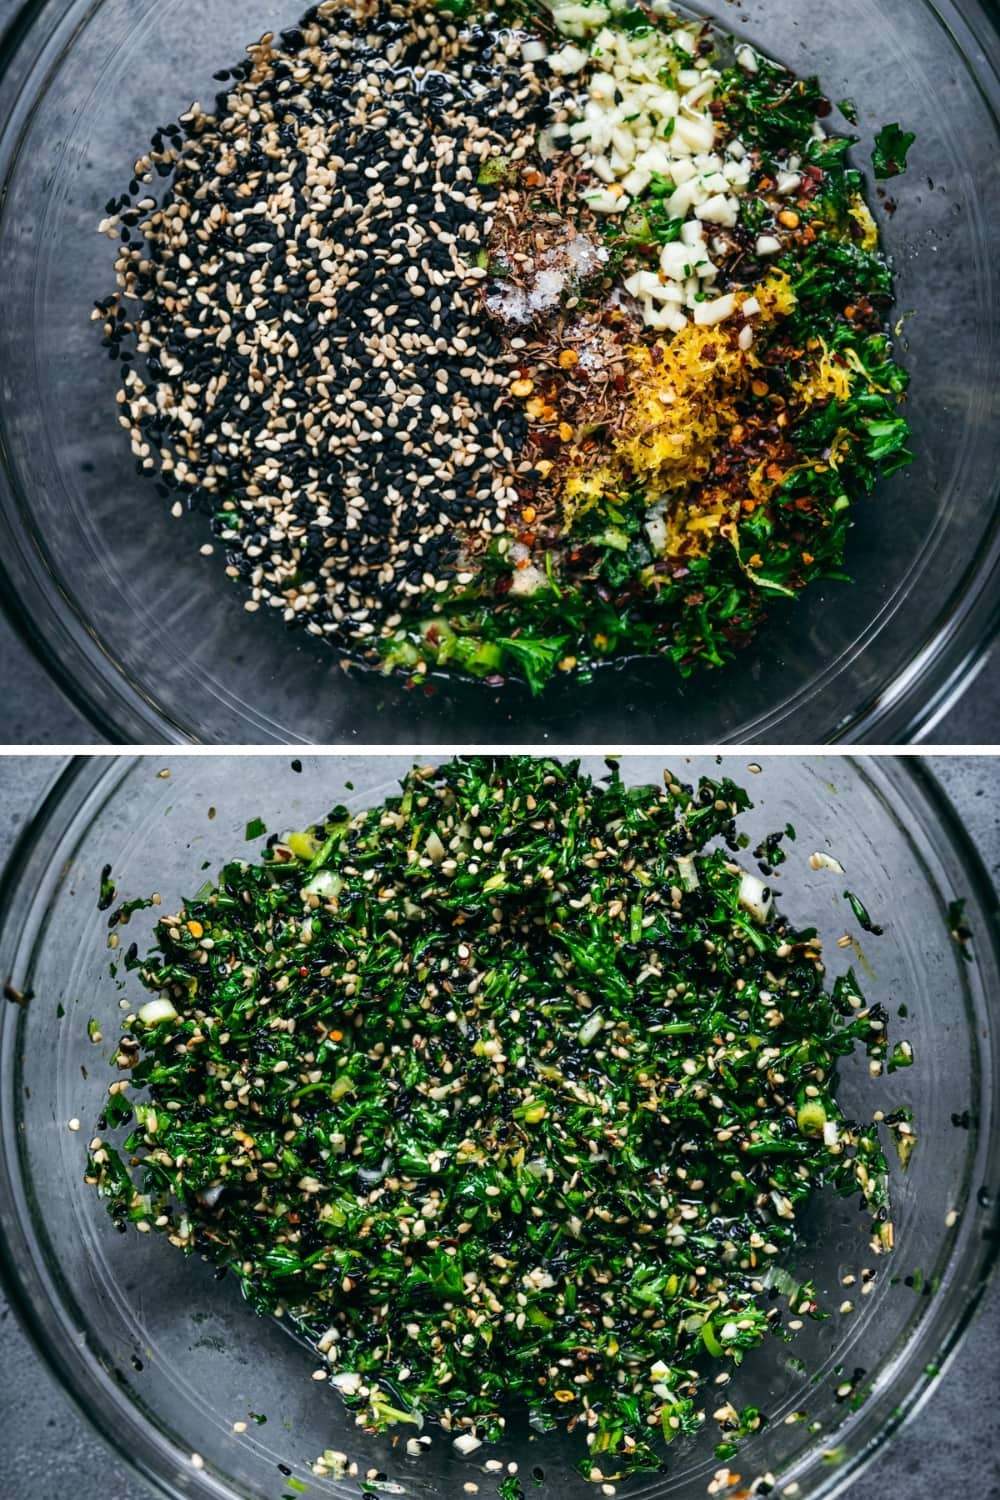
[0,755,997,1500]
[938,655,1000,745]
[4,595,1000,747]
[0,615,104,746]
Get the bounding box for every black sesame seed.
[95,1,546,645]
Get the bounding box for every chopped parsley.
[86,758,908,1480]
[871,122,916,179]
[843,890,884,936]
[98,864,117,912]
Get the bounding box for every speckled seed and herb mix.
[86,759,915,1483]
[92,0,914,693]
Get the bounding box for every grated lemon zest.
[795,338,853,406]
[848,195,879,252]
[557,272,797,551]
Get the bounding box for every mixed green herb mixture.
[94,0,913,694]
[87,759,906,1481]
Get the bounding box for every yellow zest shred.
[610,329,746,496]
[826,427,853,471]
[795,337,853,406]
[841,345,893,394]
[556,272,797,555]
[848,194,880,252]
[561,464,619,528]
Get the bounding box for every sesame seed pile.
[95,0,549,638]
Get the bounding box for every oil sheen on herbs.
[86,759,915,1484]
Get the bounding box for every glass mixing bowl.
[1,1,1000,744]
[0,755,996,1500]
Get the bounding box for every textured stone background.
[0,756,997,1499]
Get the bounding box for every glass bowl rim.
[0,752,997,1500]
[1,0,1000,744]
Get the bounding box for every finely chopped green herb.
[870,123,916,180]
[93,0,913,696]
[87,759,906,1480]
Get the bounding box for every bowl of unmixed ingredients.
[0,0,999,743]
[0,756,997,1500]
